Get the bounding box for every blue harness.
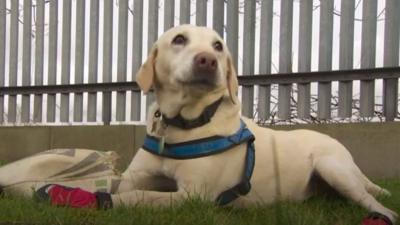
[142,120,256,205]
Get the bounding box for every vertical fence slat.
[102,0,113,124]
[116,0,128,121]
[242,0,255,118]
[88,0,99,122]
[258,0,273,121]
[360,0,376,117]
[60,0,71,122]
[317,0,333,120]
[164,0,174,30]
[338,0,355,118]
[297,0,312,119]
[213,0,224,38]
[47,0,58,123]
[0,1,6,123]
[226,0,239,119]
[146,0,159,109]
[131,0,143,121]
[34,0,44,123]
[74,0,85,122]
[196,0,207,26]
[278,0,293,120]
[226,0,238,68]
[148,0,158,68]
[8,0,19,123]
[22,0,32,123]
[383,0,399,121]
[180,0,190,24]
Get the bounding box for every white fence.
[0,0,399,125]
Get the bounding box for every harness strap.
[142,120,256,205]
[162,97,223,129]
[216,140,255,205]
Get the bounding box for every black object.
[162,97,223,129]
[95,192,113,209]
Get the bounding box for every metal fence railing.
[0,0,399,125]
[0,67,398,124]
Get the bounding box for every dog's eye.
[172,34,187,45]
[213,41,223,52]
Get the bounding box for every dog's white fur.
[112,25,397,222]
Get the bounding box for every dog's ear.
[136,46,158,93]
[226,54,239,104]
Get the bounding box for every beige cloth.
[0,149,121,196]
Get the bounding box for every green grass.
[0,179,399,225]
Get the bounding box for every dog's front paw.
[35,184,113,209]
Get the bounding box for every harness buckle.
[237,180,251,195]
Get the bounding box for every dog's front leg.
[112,177,213,206]
[111,189,187,206]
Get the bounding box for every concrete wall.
[0,122,398,178]
[273,122,400,178]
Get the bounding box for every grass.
[0,179,399,225]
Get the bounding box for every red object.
[362,218,390,225]
[362,212,393,225]
[46,185,98,208]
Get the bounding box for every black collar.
[161,97,223,129]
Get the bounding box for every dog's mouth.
[179,75,218,88]
[190,74,217,85]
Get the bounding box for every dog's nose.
[193,52,218,74]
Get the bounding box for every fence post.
[278,0,293,120]
[242,0,256,118]
[213,0,224,38]
[88,0,99,122]
[226,0,239,69]
[180,0,190,24]
[60,0,72,122]
[74,0,86,122]
[338,0,355,118]
[360,0,377,117]
[196,0,207,26]
[102,0,114,125]
[0,1,5,123]
[34,0,45,123]
[116,0,129,122]
[383,0,400,121]
[318,0,333,120]
[47,0,58,123]
[146,0,159,110]
[131,0,143,121]
[297,0,312,119]
[8,0,19,123]
[164,0,175,30]
[22,0,32,123]
[258,0,273,121]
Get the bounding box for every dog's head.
[136,25,238,104]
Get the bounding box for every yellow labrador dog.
[112,25,397,223]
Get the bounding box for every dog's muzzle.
[190,52,218,86]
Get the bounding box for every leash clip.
[151,109,167,154]
[154,110,161,118]
[151,109,165,134]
